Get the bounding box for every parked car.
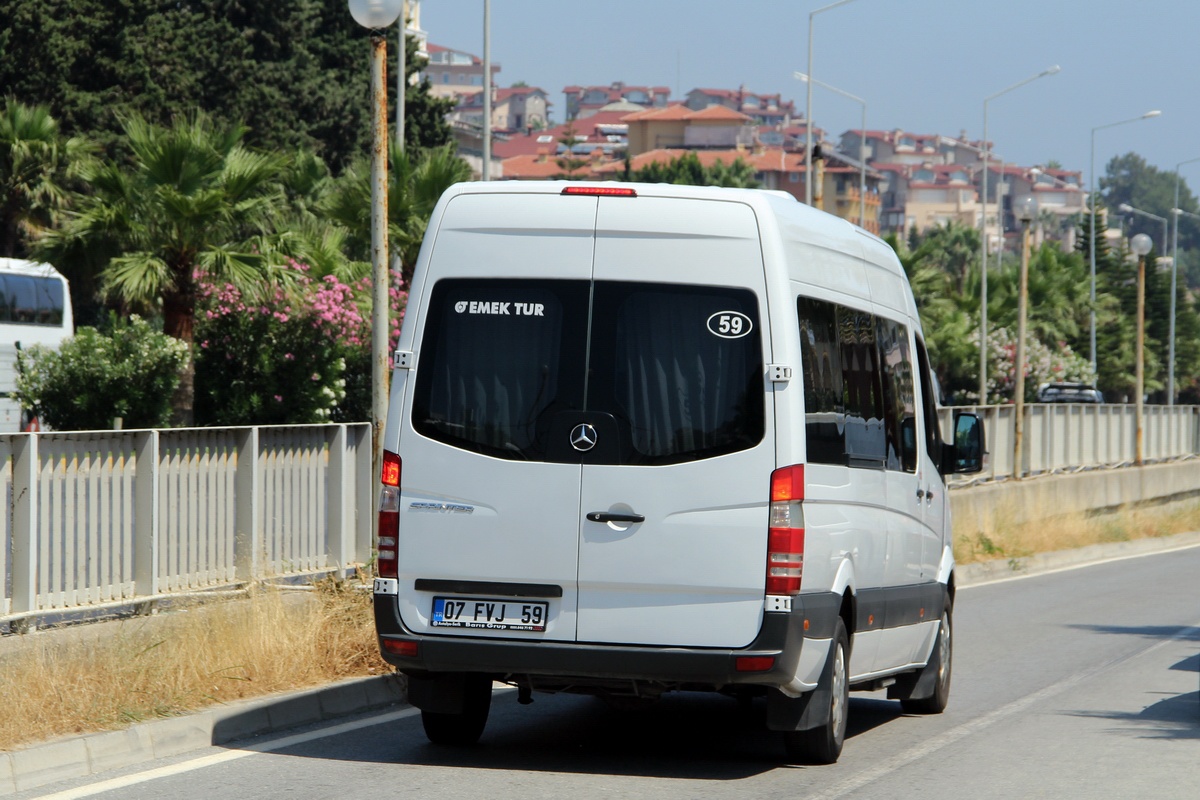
[1036,382,1104,403]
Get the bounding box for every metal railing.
[2,424,372,629]
[940,403,1200,482]
[4,408,1199,629]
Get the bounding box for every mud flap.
[767,685,827,732]
[406,672,473,713]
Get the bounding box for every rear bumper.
[374,591,841,689]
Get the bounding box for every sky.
[418,0,1200,187]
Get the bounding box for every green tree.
[322,143,470,288]
[631,152,760,188]
[12,315,187,430]
[34,112,306,424]
[0,1,451,172]
[554,122,590,179]
[0,98,93,258]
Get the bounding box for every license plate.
[431,596,548,632]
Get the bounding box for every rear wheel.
[784,618,849,764]
[901,604,952,714]
[421,674,493,745]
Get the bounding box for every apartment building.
[563,82,671,120]
[423,44,500,100]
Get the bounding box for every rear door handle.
[586,512,645,523]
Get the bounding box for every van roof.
[443,180,902,281]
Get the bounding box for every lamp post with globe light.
[1012,195,1036,480]
[348,0,405,484]
[1130,232,1153,466]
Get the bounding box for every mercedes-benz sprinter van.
[373,181,984,764]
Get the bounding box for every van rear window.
[413,279,764,465]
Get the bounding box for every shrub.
[194,278,350,426]
[194,262,409,426]
[13,316,188,430]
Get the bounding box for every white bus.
[0,258,74,432]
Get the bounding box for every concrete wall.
[950,460,1200,536]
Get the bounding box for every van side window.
[877,317,916,473]
[797,296,845,465]
[838,306,886,467]
[915,336,944,471]
[797,295,914,472]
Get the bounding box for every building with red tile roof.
[563,82,671,120]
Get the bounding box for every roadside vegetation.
[954,498,1200,564]
[0,575,389,752]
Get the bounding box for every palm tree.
[36,112,302,424]
[0,99,93,258]
[321,143,471,288]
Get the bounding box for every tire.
[784,618,850,765]
[901,603,952,715]
[421,674,493,745]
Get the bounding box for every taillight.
[561,185,637,197]
[766,465,805,595]
[377,451,401,579]
[381,450,401,487]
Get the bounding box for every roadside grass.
[2,499,1197,753]
[0,575,389,752]
[952,498,1200,564]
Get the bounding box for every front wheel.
[901,603,952,714]
[784,617,850,764]
[421,674,493,745]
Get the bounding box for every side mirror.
[943,411,985,474]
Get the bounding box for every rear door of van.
[396,188,774,650]
[578,194,775,647]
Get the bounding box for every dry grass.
[0,575,389,752]
[953,498,1200,565]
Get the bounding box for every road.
[20,545,1199,800]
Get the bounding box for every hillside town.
[418,24,1085,255]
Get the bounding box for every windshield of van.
[412,278,764,465]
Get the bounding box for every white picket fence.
[1,424,372,630]
[940,403,1200,482]
[3,408,1199,631]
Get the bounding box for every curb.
[4,532,1198,796]
[0,674,408,796]
[956,530,1200,586]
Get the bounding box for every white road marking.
[27,706,422,800]
[811,622,1200,800]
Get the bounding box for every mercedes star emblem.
[570,423,598,452]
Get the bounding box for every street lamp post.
[1089,110,1161,375]
[482,0,491,181]
[1130,232,1153,466]
[348,0,405,486]
[794,71,867,227]
[1168,157,1200,405]
[1118,203,1168,255]
[977,66,1060,405]
[805,0,859,207]
[1012,196,1037,480]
